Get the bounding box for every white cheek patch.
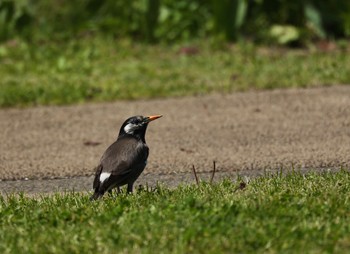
[124,123,139,134]
[99,172,111,183]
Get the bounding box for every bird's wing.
[100,136,149,177]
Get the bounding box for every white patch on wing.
[124,123,138,134]
[99,172,111,183]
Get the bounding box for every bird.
[90,115,162,200]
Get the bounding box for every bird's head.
[119,115,162,141]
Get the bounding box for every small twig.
[210,160,216,184]
[83,140,101,146]
[192,165,199,185]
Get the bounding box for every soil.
[1,86,350,193]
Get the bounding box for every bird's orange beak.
[146,115,162,122]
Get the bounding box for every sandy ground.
[1,85,350,193]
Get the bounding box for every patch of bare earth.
[0,86,350,192]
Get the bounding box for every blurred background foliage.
[0,0,349,45]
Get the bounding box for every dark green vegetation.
[1,38,350,107]
[1,0,349,44]
[1,171,350,253]
[1,1,350,108]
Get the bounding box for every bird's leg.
[127,183,133,194]
[107,186,122,197]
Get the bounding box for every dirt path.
[1,86,350,192]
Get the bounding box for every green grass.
[1,171,350,253]
[0,37,350,107]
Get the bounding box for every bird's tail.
[90,164,104,201]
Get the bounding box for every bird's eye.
[135,118,144,125]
